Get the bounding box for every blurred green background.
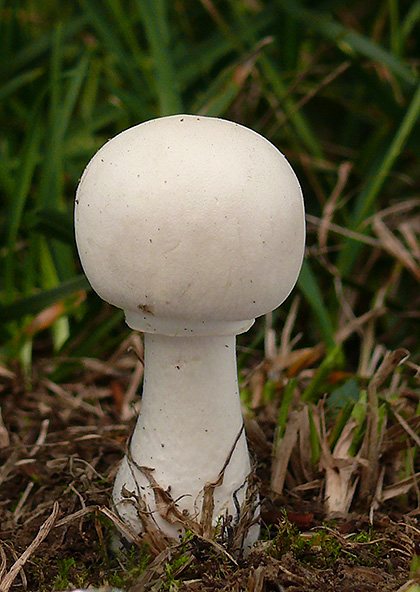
[1,0,420,373]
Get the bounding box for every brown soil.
[1,357,420,592]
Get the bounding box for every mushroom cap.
[75,115,305,336]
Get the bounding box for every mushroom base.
[113,332,260,553]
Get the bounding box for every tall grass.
[2,0,419,358]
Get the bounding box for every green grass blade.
[301,344,342,403]
[298,260,336,350]
[276,379,297,441]
[193,61,251,116]
[37,28,90,205]
[36,23,64,210]
[32,210,74,244]
[0,67,44,102]
[388,0,402,57]
[57,59,91,153]
[136,1,183,115]
[278,0,417,86]
[176,34,234,90]
[38,237,71,347]
[67,309,125,358]
[0,146,15,198]
[103,0,146,69]
[38,53,90,208]
[259,54,324,159]
[338,79,420,275]
[0,276,90,323]
[0,16,87,77]
[328,401,355,451]
[308,406,321,465]
[227,0,324,159]
[78,0,148,91]
[401,1,420,44]
[4,120,44,299]
[34,46,89,285]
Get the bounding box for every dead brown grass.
[1,336,420,591]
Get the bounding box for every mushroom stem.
[113,332,253,542]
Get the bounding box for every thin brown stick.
[121,359,144,420]
[278,296,300,370]
[393,411,420,449]
[29,418,49,457]
[399,221,420,262]
[55,505,99,528]
[306,214,379,246]
[374,217,420,282]
[276,61,351,130]
[360,350,408,500]
[201,424,245,538]
[12,481,34,523]
[0,410,9,449]
[0,502,59,592]
[98,506,145,547]
[319,161,353,250]
[0,546,6,581]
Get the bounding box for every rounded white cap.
[75,115,305,336]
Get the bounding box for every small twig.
[274,61,351,132]
[55,505,99,528]
[319,161,353,250]
[278,295,300,370]
[0,451,19,488]
[374,216,420,282]
[335,307,387,344]
[0,502,59,592]
[192,532,238,567]
[306,214,379,247]
[69,483,87,537]
[406,438,420,510]
[18,501,57,529]
[29,418,49,457]
[13,481,34,523]
[264,312,277,362]
[393,410,420,449]
[278,563,307,581]
[99,506,145,548]
[0,409,10,449]
[201,424,245,538]
[67,455,105,481]
[0,546,7,581]
[399,221,420,262]
[121,359,144,420]
[0,365,15,380]
[364,198,420,227]
[43,379,104,418]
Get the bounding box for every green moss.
[105,543,152,589]
[268,517,388,571]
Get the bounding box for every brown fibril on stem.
[120,423,259,558]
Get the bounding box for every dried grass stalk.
[271,409,301,494]
[0,502,59,592]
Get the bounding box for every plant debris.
[1,343,420,591]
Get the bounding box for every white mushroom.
[74,114,305,551]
